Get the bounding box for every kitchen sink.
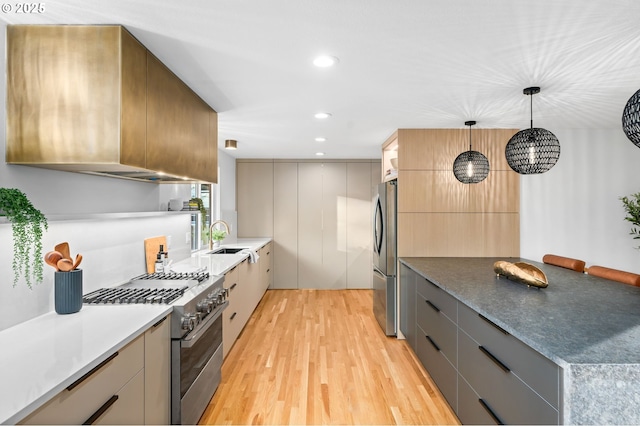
[207,247,247,254]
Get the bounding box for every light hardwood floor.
[200,289,460,425]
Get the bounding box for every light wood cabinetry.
[223,249,271,358]
[237,161,274,237]
[259,242,273,290]
[20,314,171,425]
[223,263,242,358]
[238,160,378,289]
[347,162,374,289]
[21,333,145,425]
[273,162,299,289]
[143,315,171,425]
[384,128,520,258]
[6,25,217,183]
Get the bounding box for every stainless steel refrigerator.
[373,180,397,336]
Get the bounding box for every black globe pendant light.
[622,88,640,148]
[505,87,560,174]
[453,120,490,184]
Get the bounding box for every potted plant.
[621,192,640,249]
[0,188,48,288]
[210,229,227,247]
[189,197,208,242]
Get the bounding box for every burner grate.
[131,271,209,283]
[83,286,188,305]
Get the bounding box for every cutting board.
[144,235,167,274]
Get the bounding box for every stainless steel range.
[83,270,228,425]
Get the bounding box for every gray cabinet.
[399,263,416,350]
[399,262,561,425]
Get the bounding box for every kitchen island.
[401,257,640,425]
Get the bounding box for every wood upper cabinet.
[386,128,520,258]
[6,25,217,183]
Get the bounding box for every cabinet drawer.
[416,324,457,410]
[21,335,144,424]
[416,276,457,323]
[458,303,559,408]
[95,369,144,425]
[458,330,558,425]
[457,374,498,425]
[224,264,240,295]
[416,292,457,366]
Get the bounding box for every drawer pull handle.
[479,346,510,373]
[479,398,504,425]
[267,251,270,255]
[426,300,440,312]
[425,335,440,351]
[230,283,237,290]
[267,269,270,273]
[230,312,237,320]
[83,395,118,425]
[479,313,509,335]
[67,351,119,391]
[152,316,167,328]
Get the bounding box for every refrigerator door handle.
[373,194,384,256]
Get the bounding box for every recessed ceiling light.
[315,152,325,156]
[313,55,339,68]
[314,112,331,119]
[315,137,326,142]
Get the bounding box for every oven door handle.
[181,300,228,348]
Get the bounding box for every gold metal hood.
[6,25,218,184]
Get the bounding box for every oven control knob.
[181,314,196,331]
[197,300,212,314]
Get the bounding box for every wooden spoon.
[72,254,83,270]
[57,258,74,272]
[44,251,63,271]
[55,242,71,261]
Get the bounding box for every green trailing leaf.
[621,192,640,248]
[0,188,48,288]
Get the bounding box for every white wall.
[0,213,192,330]
[521,127,640,273]
[217,150,238,242]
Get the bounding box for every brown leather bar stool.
[542,254,586,272]
[585,265,640,287]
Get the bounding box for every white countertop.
[0,237,271,425]
[180,238,272,276]
[0,304,171,425]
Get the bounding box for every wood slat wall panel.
[398,212,520,257]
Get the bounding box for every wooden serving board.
[144,235,167,274]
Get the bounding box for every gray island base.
[399,257,640,425]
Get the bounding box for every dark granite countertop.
[400,257,640,367]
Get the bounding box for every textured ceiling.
[4,0,640,159]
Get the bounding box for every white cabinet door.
[273,162,298,289]
[347,162,374,289]
[321,162,347,289]
[144,315,171,425]
[237,161,274,238]
[298,163,325,289]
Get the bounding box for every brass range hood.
[6,25,218,184]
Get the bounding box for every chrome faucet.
[209,220,230,250]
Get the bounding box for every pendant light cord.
[469,123,472,151]
[530,92,534,130]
